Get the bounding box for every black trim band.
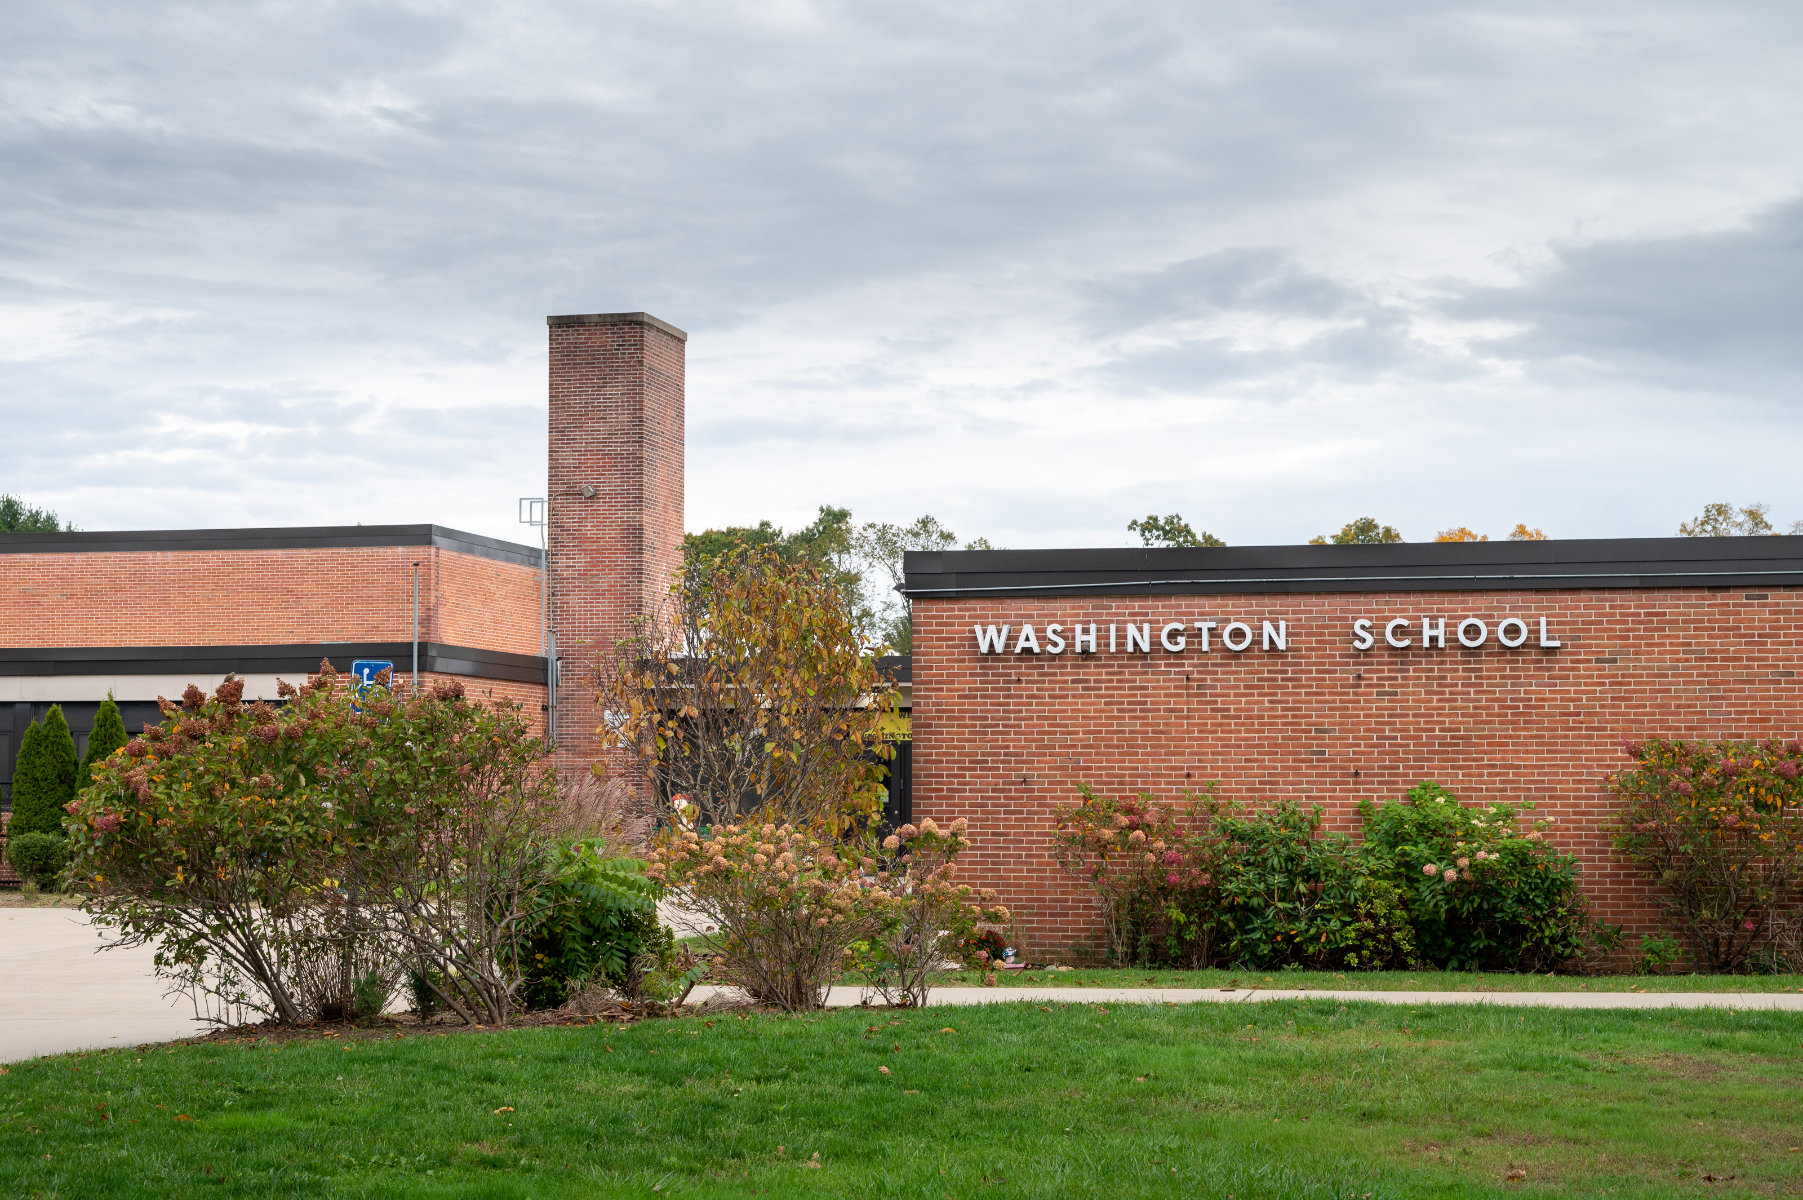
[0,643,547,685]
[0,524,543,568]
[903,537,1803,598]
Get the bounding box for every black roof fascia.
[0,524,543,569]
[0,643,547,685]
[875,655,912,683]
[902,537,1803,598]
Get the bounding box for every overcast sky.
[3,1,1801,549]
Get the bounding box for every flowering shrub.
[648,820,877,1011]
[1358,783,1606,972]
[1609,738,1803,972]
[862,817,1010,1007]
[1051,786,1206,964]
[67,666,563,1025]
[1053,785,1413,969]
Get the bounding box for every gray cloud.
[1,0,1801,546]
[1450,199,1803,394]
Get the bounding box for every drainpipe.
[411,561,420,693]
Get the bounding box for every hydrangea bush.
[1358,783,1609,972]
[1053,785,1413,970]
[1609,737,1803,972]
[66,666,585,1025]
[863,817,1010,1007]
[649,812,1004,1010]
[649,819,877,1011]
[1057,780,1613,972]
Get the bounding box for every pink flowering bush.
[1054,784,1414,969]
[862,817,1010,1007]
[648,820,878,1011]
[1609,738,1803,972]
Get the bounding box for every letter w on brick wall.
[974,625,1011,654]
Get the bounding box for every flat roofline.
[0,524,543,569]
[902,536,1803,598]
[546,311,687,341]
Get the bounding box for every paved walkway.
[1,908,208,1062]
[9,907,1803,1062]
[813,985,1803,1011]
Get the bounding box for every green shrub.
[1210,800,1416,971]
[5,830,68,888]
[1358,783,1600,972]
[80,695,128,784]
[1608,737,1803,973]
[1053,787,1413,971]
[10,706,77,838]
[511,839,666,1010]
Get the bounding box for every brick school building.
[5,309,1799,951]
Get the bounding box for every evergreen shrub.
[80,696,128,784]
[11,706,77,838]
[5,830,69,888]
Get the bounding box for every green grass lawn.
[935,966,1803,993]
[5,1000,1800,1199]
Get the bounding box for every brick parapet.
[910,586,1803,957]
[0,546,541,655]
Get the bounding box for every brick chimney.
[546,312,686,782]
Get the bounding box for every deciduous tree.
[1128,513,1225,548]
[1310,517,1403,545]
[595,543,898,832]
[0,494,70,532]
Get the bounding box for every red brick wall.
[546,314,685,782]
[0,545,540,652]
[911,586,1803,957]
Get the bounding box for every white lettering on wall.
[1160,622,1187,652]
[1352,615,1560,653]
[1014,624,1040,653]
[1073,623,1098,653]
[1045,624,1066,654]
[1125,623,1151,653]
[1222,621,1253,652]
[974,624,1010,653]
[1262,620,1288,651]
[1192,620,1217,651]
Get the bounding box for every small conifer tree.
[80,695,128,785]
[10,705,77,838]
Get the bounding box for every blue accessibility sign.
[350,660,396,689]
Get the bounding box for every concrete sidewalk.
[688,984,1803,1012]
[1,908,208,1062]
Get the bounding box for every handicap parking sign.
[350,660,395,688]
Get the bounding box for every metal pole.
[542,507,553,748]
[411,561,420,693]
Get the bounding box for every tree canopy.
[1127,513,1225,548]
[0,494,71,532]
[1678,501,1803,537]
[1310,517,1404,545]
